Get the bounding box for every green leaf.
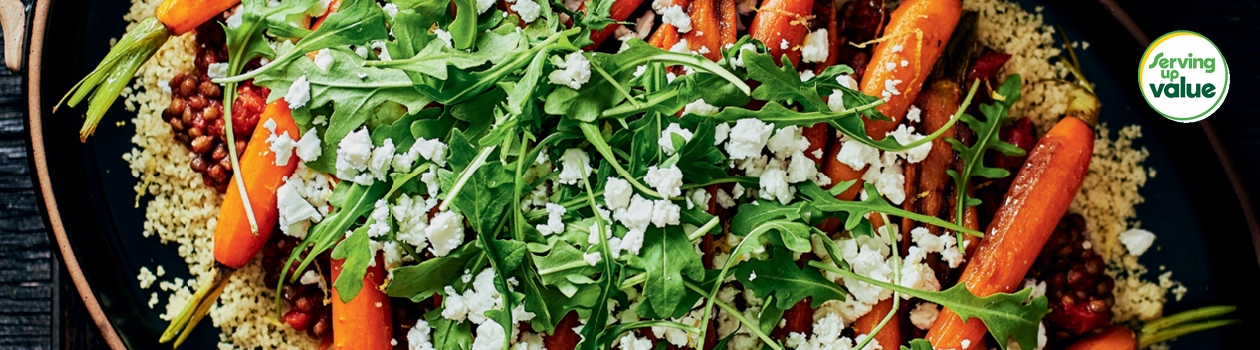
[374,31,525,80]
[534,242,602,296]
[330,225,373,302]
[254,48,431,172]
[426,309,474,350]
[674,120,728,184]
[450,0,479,49]
[813,261,1051,350]
[801,182,981,237]
[947,75,1025,246]
[219,0,391,84]
[902,339,934,350]
[744,51,826,112]
[281,179,388,294]
[637,226,705,318]
[386,244,481,302]
[734,248,847,310]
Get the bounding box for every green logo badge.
[1139,31,1229,123]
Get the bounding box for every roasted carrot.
[716,0,738,48]
[852,298,901,347]
[748,0,812,66]
[160,100,301,347]
[331,254,393,350]
[684,0,722,61]
[588,0,648,48]
[859,0,962,137]
[157,0,241,35]
[1066,326,1138,350]
[648,24,682,49]
[811,0,840,73]
[899,80,961,248]
[925,115,1095,348]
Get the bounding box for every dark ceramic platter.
[27,0,1258,348]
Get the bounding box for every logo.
[1139,31,1229,123]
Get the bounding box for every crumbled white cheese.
[557,148,592,185]
[801,29,829,63]
[392,194,433,249]
[759,161,795,204]
[618,333,654,350]
[207,63,229,80]
[726,118,774,160]
[1119,228,1156,256]
[295,129,322,163]
[683,99,720,116]
[767,126,810,159]
[435,29,454,48]
[366,199,392,238]
[619,225,646,255]
[909,302,940,330]
[836,74,858,90]
[284,75,312,109]
[407,319,436,350]
[276,177,323,239]
[799,69,816,82]
[659,122,695,155]
[886,124,931,164]
[335,128,373,183]
[650,199,681,228]
[537,203,567,235]
[475,0,496,14]
[264,120,297,167]
[225,10,243,29]
[367,139,395,181]
[660,5,692,33]
[426,211,466,257]
[632,65,648,78]
[715,189,736,209]
[729,43,757,68]
[779,39,789,50]
[669,39,690,54]
[583,251,603,266]
[906,105,923,123]
[604,177,633,210]
[548,52,592,90]
[312,48,334,71]
[510,0,542,23]
[713,122,731,146]
[834,139,880,170]
[471,321,506,350]
[645,165,684,198]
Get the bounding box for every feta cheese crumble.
[435,29,454,48]
[659,123,695,155]
[726,118,774,160]
[1119,228,1156,256]
[283,75,311,109]
[660,5,692,33]
[509,0,542,23]
[557,148,592,185]
[335,128,373,184]
[548,52,592,90]
[312,48,334,71]
[801,29,829,63]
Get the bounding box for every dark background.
[0,0,1255,348]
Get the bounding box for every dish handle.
[0,0,30,72]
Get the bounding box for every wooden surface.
[0,1,1253,350]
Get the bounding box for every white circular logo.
[1139,31,1229,123]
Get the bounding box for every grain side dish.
[54,0,1233,348]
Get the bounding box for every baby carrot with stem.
[160,100,301,348]
[925,111,1097,349]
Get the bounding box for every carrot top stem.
[159,267,236,348]
[57,17,170,141]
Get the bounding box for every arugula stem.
[589,60,640,109]
[687,216,721,242]
[683,280,783,350]
[579,122,665,198]
[619,273,646,289]
[616,47,750,95]
[950,78,1005,252]
[577,160,619,349]
[613,320,701,336]
[601,89,678,119]
[221,86,259,234]
[439,145,497,212]
[679,176,759,190]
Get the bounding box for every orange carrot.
[812,0,840,73]
[156,0,241,36]
[684,0,722,61]
[748,0,812,66]
[215,100,302,269]
[859,0,962,137]
[853,299,902,347]
[925,115,1095,348]
[160,100,301,347]
[717,0,737,48]
[588,0,648,48]
[1066,327,1138,350]
[331,254,393,350]
[899,80,959,249]
[648,24,682,50]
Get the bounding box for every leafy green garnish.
[946,75,1026,248]
[734,247,847,310]
[58,17,170,141]
[811,261,1052,350]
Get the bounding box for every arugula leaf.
[735,248,847,310]
[812,261,1051,350]
[254,48,430,173]
[534,241,602,296]
[674,120,728,184]
[426,309,474,350]
[450,0,479,49]
[218,0,390,83]
[386,244,482,302]
[280,179,388,303]
[902,339,934,350]
[372,31,525,80]
[410,28,581,105]
[637,226,705,318]
[330,225,374,302]
[800,182,981,237]
[744,52,827,112]
[947,75,1025,246]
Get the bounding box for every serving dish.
[8,0,1259,348]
